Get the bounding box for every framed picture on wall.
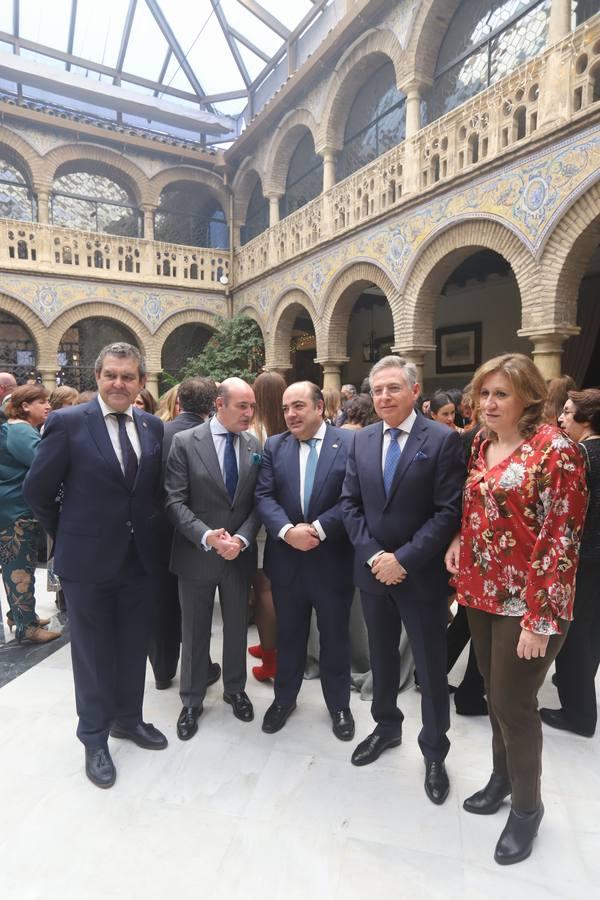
[436,323,482,374]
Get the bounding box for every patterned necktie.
[114,413,138,490]
[224,431,238,500]
[303,438,319,518]
[383,427,401,497]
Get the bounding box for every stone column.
[321,148,339,193]
[548,0,571,44]
[145,371,160,399]
[391,345,435,387]
[36,190,50,225]
[315,358,349,392]
[398,79,428,196]
[403,81,425,139]
[142,205,155,240]
[518,328,579,378]
[267,194,281,228]
[38,364,58,393]
[263,364,291,383]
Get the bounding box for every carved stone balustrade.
[0,220,230,291]
[233,14,600,288]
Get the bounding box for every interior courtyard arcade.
[1,0,600,397]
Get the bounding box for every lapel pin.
[332,444,338,448]
[142,421,148,428]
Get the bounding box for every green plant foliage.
[181,315,265,383]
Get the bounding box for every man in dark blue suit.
[24,342,167,789]
[256,381,355,740]
[341,356,465,804]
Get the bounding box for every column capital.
[391,345,436,358]
[398,75,431,97]
[518,327,579,379]
[314,357,349,369]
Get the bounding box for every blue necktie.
[224,431,238,500]
[114,413,138,490]
[383,427,401,497]
[303,438,319,519]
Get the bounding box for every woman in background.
[0,385,60,643]
[541,388,600,737]
[134,387,158,415]
[248,371,287,681]
[49,386,79,410]
[323,387,342,426]
[157,384,180,422]
[429,391,459,429]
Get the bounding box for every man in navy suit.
[255,381,355,740]
[24,342,167,789]
[341,356,464,804]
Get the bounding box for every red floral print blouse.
[455,424,588,635]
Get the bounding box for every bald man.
[0,372,17,424]
[165,378,261,740]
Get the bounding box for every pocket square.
[413,450,428,461]
[251,452,262,465]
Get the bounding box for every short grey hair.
[369,355,418,390]
[94,342,146,377]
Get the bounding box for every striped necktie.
[383,427,401,496]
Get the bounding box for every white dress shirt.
[368,408,418,569]
[278,421,328,542]
[201,415,248,552]
[97,395,141,475]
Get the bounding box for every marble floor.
[0,575,599,900]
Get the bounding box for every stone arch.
[404,0,462,85]
[232,159,265,225]
[42,143,149,206]
[148,166,229,214]
[536,180,600,329]
[263,109,319,196]
[0,127,45,189]
[236,304,267,343]
[266,288,319,369]
[319,260,401,360]
[400,217,537,347]
[46,301,153,362]
[317,28,406,153]
[0,293,45,360]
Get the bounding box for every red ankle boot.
[252,648,277,682]
[248,643,263,659]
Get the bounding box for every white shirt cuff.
[367,551,384,568]
[312,519,326,542]
[201,530,213,552]
[234,533,249,550]
[278,524,294,541]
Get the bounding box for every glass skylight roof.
[0,0,336,144]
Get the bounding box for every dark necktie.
[224,431,238,500]
[303,438,319,518]
[114,413,138,490]
[383,427,401,497]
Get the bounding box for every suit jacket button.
[125,520,132,527]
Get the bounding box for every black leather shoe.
[463,772,511,815]
[223,691,254,722]
[110,721,168,750]
[540,707,594,737]
[454,693,488,716]
[351,732,402,767]
[494,805,544,865]
[177,706,202,741]
[207,661,221,687]
[262,701,296,734]
[155,678,172,690]
[424,760,450,805]
[85,747,116,789]
[332,708,355,741]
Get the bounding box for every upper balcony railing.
[234,14,600,286]
[0,219,231,290]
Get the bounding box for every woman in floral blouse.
[445,353,588,867]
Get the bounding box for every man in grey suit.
[165,377,261,741]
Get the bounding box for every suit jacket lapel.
[384,418,427,507]
[131,408,149,490]
[307,425,340,519]
[367,424,387,510]
[84,399,123,483]
[194,423,231,503]
[284,433,303,522]
[233,431,252,502]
